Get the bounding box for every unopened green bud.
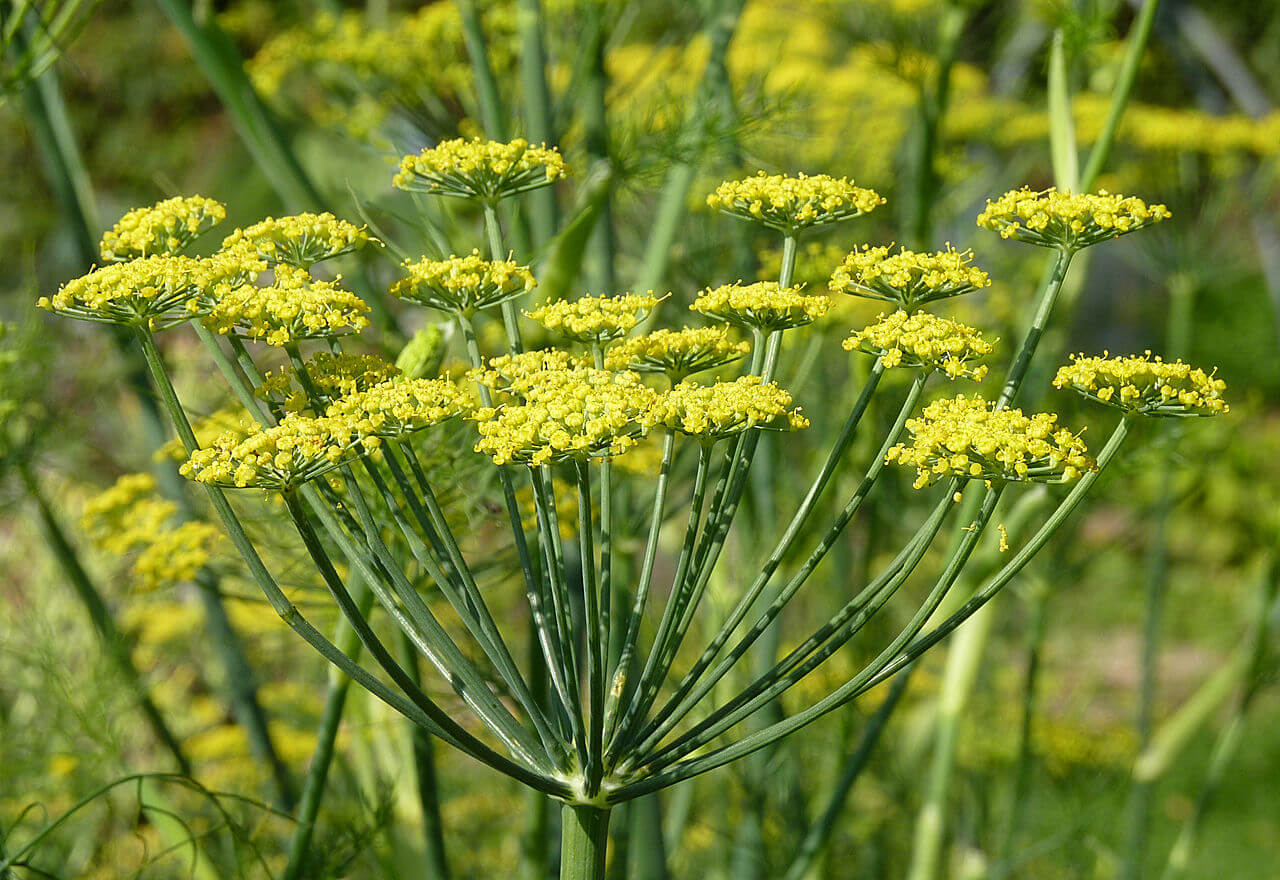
[396,326,446,379]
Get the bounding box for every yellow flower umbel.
[181,413,376,490]
[1053,352,1229,417]
[327,377,469,440]
[604,326,749,380]
[258,351,403,412]
[81,474,173,553]
[471,367,658,466]
[471,349,587,392]
[198,265,370,345]
[843,311,993,379]
[527,293,660,345]
[691,282,831,332]
[220,213,370,269]
[100,196,227,261]
[39,254,255,330]
[887,395,1093,488]
[393,137,569,201]
[976,188,1171,251]
[707,171,884,233]
[830,245,991,308]
[130,522,223,592]
[81,473,221,591]
[391,251,536,315]
[643,377,809,440]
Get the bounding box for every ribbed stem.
[560,805,611,880]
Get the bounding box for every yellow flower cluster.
[327,377,469,439]
[38,254,254,329]
[472,367,658,466]
[81,473,220,591]
[830,245,990,307]
[220,213,369,269]
[247,5,510,143]
[393,137,569,201]
[706,171,884,231]
[842,311,993,379]
[1052,352,1229,417]
[471,349,586,391]
[181,413,375,490]
[82,474,172,552]
[691,281,831,331]
[130,522,224,592]
[976,188,1171,250]
[391,251,536,314]
[258,351,403,412]
[604,326,749,379]
[887,395,1093,488]
[199,265,370,345]
[100,196,227,262]
[643,377,809,439]
[527,293,660,344]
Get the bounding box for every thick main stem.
[560,805,611,880]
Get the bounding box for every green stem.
[581,3,615,293]
[560,805,611,880]
[907,3,966,249]
[607,444,713,761]
[398,631,453,880]
[603,431,675,739]
[630,363,900,754]
[516,0,558,244]
[998,246,1074,408]
[575,461,606,795]
[456,0,509,144]
[281,578,374,880]
[152,0,319,210]
[482,202,526,355]
[1079,0,1162,191]
[631,0,745,300]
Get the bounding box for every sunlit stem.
[603,431,676,740]
[575,460,606,795]
[606,444,713,761]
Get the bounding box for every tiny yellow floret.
[39,254,256,330]
[181,413,378,490]
[198,265,370,345]
[471,367,657,466]
[327,377,470,439]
